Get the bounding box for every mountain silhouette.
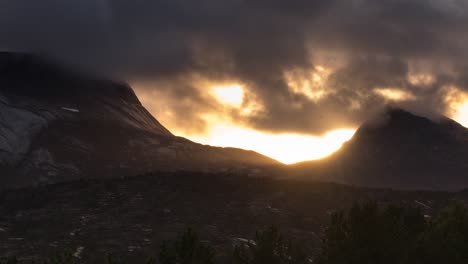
[293,108,468,190]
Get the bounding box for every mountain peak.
[385,107,417,119]
[0,51,65,79]
[0,52,279,188]
[0,51,139,105]
[354,107,459,141]
[295,107,468,190]
[361,107,428,128]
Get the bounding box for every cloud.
[1,0,468,134]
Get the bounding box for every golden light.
[134,82,356,164]
[374,88,416,102]
[284,67,333,102]
[443,86,468,128]
[211,84,244,107]
[454,102,468,128]
[407,73,435,86]
[186,122,355,164]
[315,65,326,72]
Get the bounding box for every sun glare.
[454,102,468,128]
[186,123,355,164]
[135,84,356,164]
[374,88,416,102]
[211,85,244,107]
[444,86,468,128]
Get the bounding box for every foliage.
[317,201,426,264]
[417,201,468,264]
[317,200,468,264]
[106,254,127,264]
[42,252,76,264]
[105,253,155,264]
[159,228,215,264]
[5,202,468,264]
[233,226,307,264]
[0,257,17,264]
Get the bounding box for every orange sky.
[134,74,468,165]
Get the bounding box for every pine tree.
[233,226,307,264]
[159,228,214,264]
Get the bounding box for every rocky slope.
[293,108,468,190]
[0,52,280,189]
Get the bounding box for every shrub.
[42,252,76,264]
[317,201,426,264]
[0,257,17,264]
[417,201,468,264]
[233,226,307,264]
[159,228,214,264]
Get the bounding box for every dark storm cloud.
[310,0,468,59]
[1,0,468,134]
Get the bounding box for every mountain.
[0,52,280,189]
[293,108,468,190]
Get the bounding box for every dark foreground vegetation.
[2,201,468,264]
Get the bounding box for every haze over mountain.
[293,108,468,190]
[0,52,279,189]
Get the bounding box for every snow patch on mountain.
[0,95,50,165]
[61,107,80,113]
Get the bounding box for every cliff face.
[0,52,279,189]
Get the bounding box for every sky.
[1,0,468,163]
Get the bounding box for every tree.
[233,226,307,264]
[159,228,214,264]
[0,257,17,264]
[417,201,468,264]
[43,252,76,264]
[317,201,426,264]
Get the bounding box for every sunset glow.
[284,67,332,102]
[374,88,416,102]
[183,123,355,164]
[135,84,355,164]
[444,86,468,128]
[211,84,244,107]
[454,102,468,128]
[135,80,468,165]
